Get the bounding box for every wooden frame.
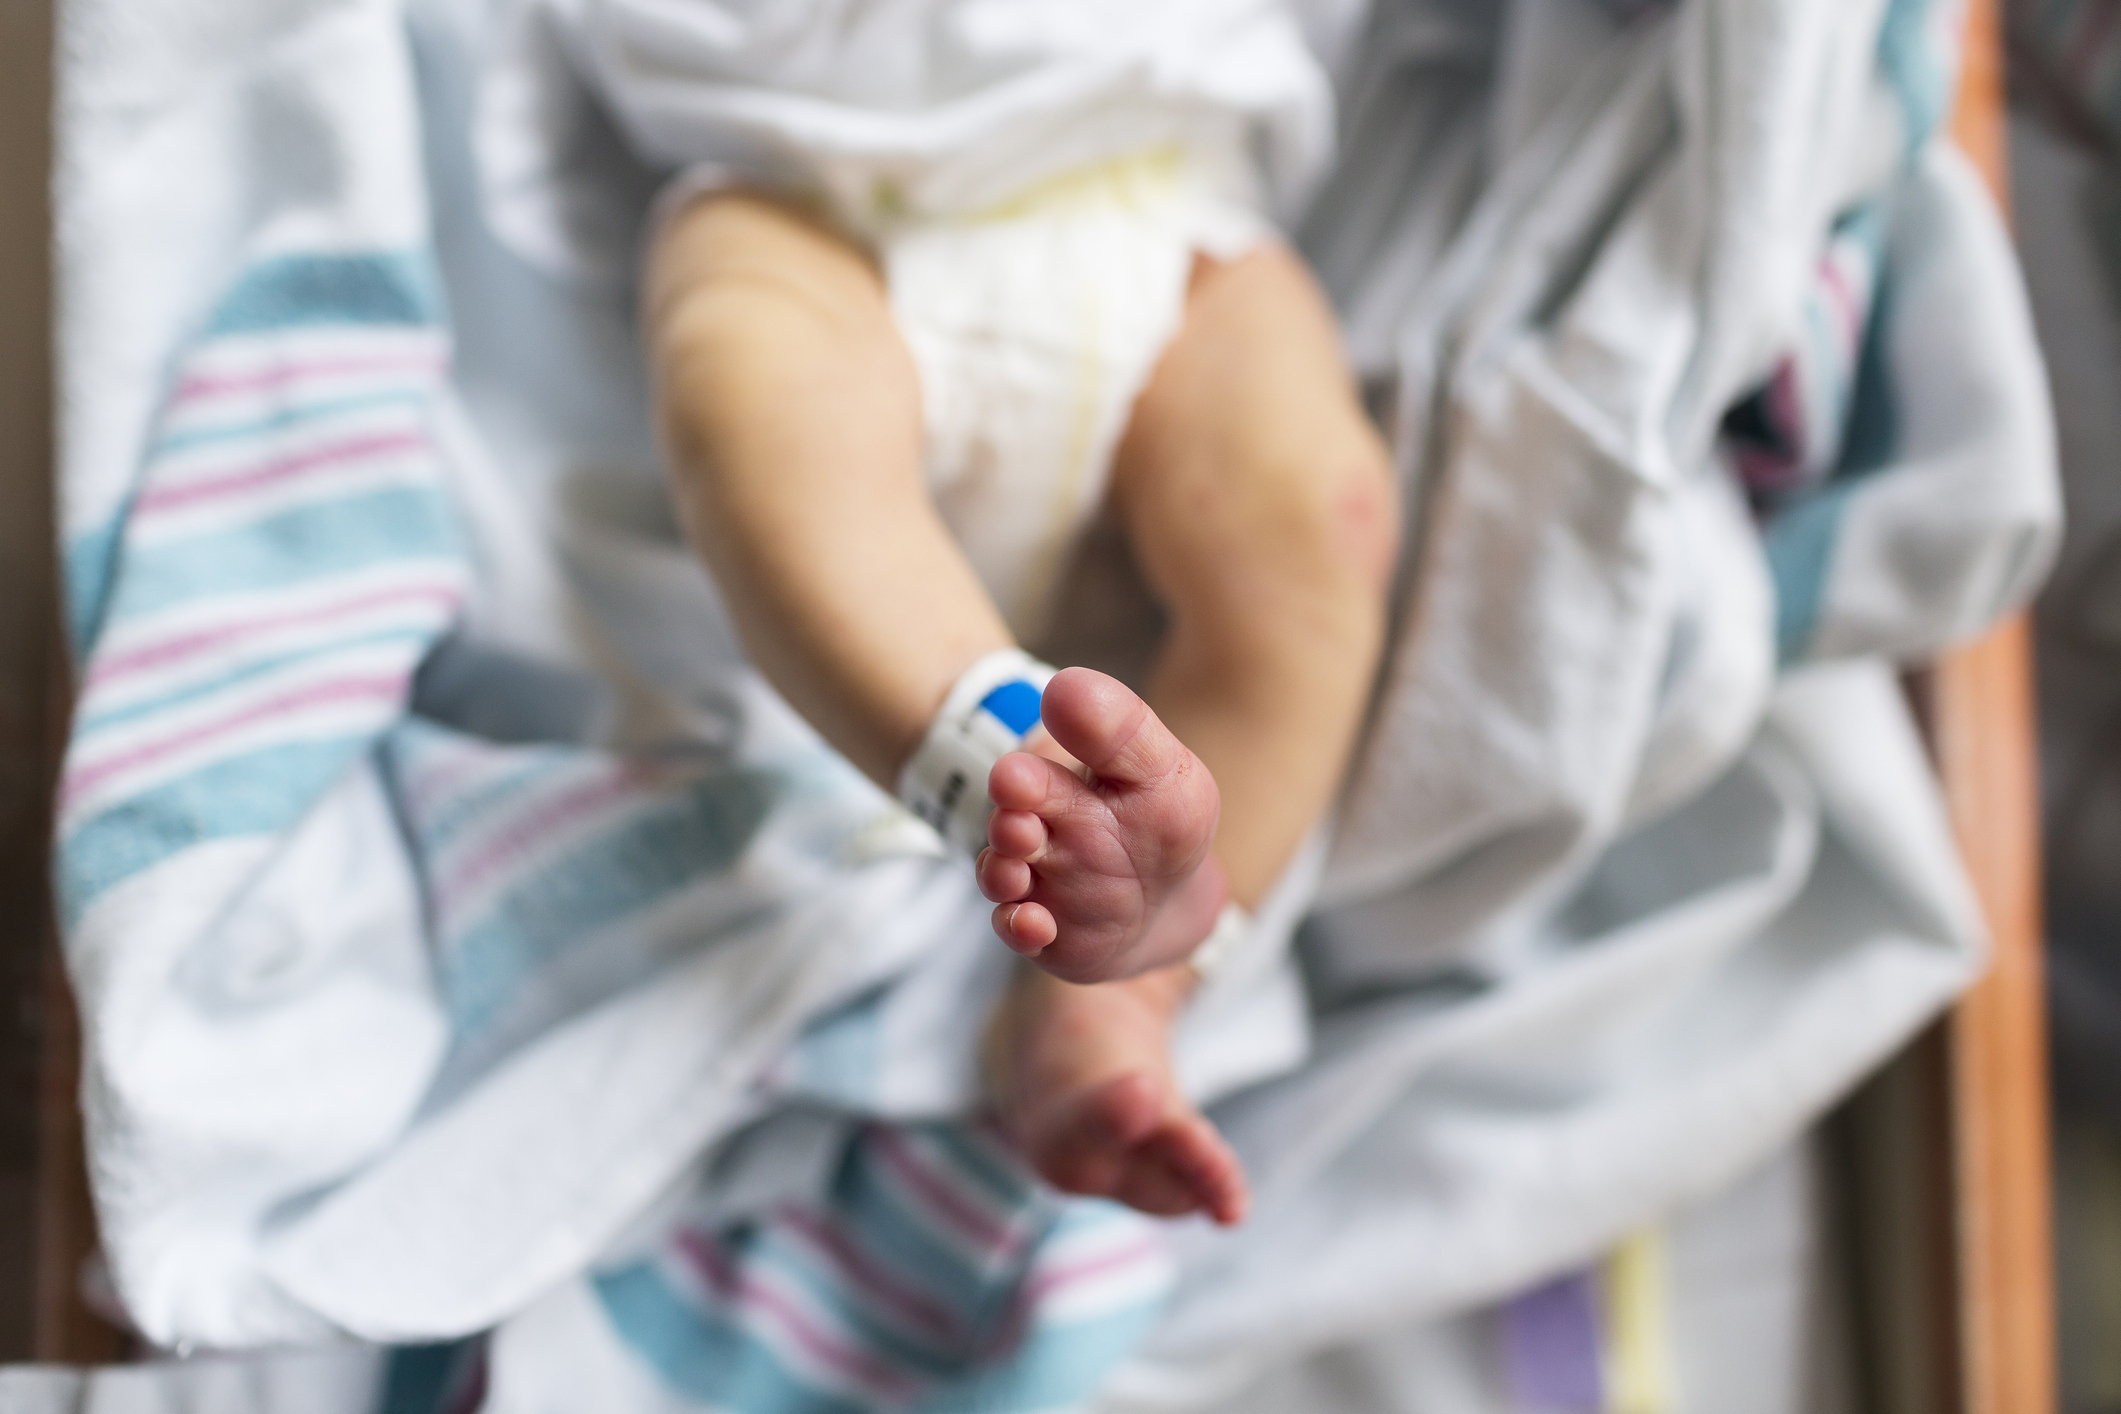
[1833,1,2058,1409]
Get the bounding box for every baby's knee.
[1240,437,1402,608]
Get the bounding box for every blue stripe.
[64,515,128,660]
[107,487,459,624]
[1764,481,1858,666]
[759,1226,974,1377]
[205,251,446,335]
[1836,267,1897,480]
[439,767,783,1038]
[827,1133,1036,1329]
[59,738,374,925]
[923,1127,1038,1211]
[78,626,435,734]
[374,1339,483,1414]
[154,388,429,456]
[594,1262,881,1414]
[1877,0,1950,158]
[917,1303,1166,1414]
[379,723,578,853]
[789,988,888,1110]
[416,756,570,855]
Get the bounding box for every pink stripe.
[172,351,446,405]
[63,672,408,809]
[673,1232,923,1400]
[776,1205,965,1343]
[869,1129,1015,1254]
[135,430,429,517]
[86,581,459,692]
[1023,1235,1166,1304]
[440,768,648,903]
[406,745,514,822]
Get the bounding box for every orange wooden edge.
[1938,0,2059,1409]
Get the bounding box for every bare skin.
[647,192,1396,1226]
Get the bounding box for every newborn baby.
[575,0,1397,1224]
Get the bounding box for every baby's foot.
[977,667,1225,983]
[987,964,1247,1225]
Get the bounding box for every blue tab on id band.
[979,680,1044,736]
[898,649,1059,855]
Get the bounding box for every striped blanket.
[51,0,2055,1408]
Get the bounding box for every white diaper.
[884,148,1271,641]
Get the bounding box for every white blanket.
[49,0,2056,1407]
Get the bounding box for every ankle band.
[899,649,1058,855]
[1187,902,1255,983]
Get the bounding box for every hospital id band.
[1187,901,1254,983]
[899,649,1058,855]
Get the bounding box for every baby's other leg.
[1116,241,1401,909]
[985,244,1399,1225]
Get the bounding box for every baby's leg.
[652,193,1225,954]
[649,194,1241,1217]
[983,243,1400,1223]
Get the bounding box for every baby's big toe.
[1037,669,1175,786]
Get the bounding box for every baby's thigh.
[1112,246,1399,610]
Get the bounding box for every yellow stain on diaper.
[982,152,1187,635]
[1601,1228,1676,1414]
[966,146,1186,225]
[1007,279,1108,639]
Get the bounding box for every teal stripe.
[439,768,782,1037]
[828,1134,1033,1328]
[79,626,435,734]
[375,1339,483,1414]
[918,1303,1167,1414]
[1764,481,1857,665]
[762,1227,975,1378]
[64,516,127,660]
[789,991,888,1110]
[155,388,429,455]
[595,1262,881,1414]
[60,738,372,925]
[1877,0,1951,156]
[205,251,446,335]
[924,1127,1036,1211]
[1838,266,1898,479]
[108,487,459,624]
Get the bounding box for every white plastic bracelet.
[898,649,1058,855]
[1187,901,1255,983]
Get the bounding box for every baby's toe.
[1150,1120,1248,1226]
[993,900,1057,956]
[988,751,1076,813]
[977,848,1033,904]
[987,807,1047,860]
[1038,668,1181,787]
